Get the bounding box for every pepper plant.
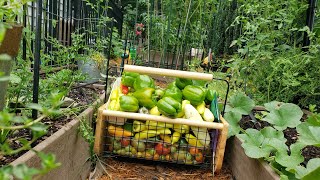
[0,90,62,179]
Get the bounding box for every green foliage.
[0,93,62,179]
[228,0,320,108]
[237,127,287,159]
[224,111,242,137]
[79,118,97,166]
[225,92,320,179]
[295,158,320,180]
[0,152,60,180]
[262,102,303,130]
[226,92,255,115]
[0,0,32,44]
[297,122,320,147]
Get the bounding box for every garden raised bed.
[9,92,105,180]
[226,136,280,180]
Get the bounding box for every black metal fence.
[22,0,123,65]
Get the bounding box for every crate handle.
[124,65,213,81]
[103,110,224,129]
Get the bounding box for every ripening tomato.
[195,152,204,163]
[153,153,160,160]
[155,143,171,155]
[189,147,200,155]
[120,138,130,147]
[121,84,129,94]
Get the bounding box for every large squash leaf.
[262,103,303,130]
[225,93,255,115]
[224,111,242,138]
[297,122,320,147]
[275,143,305,171]
[237,127,287,159]
[295,158,320,180]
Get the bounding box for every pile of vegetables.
[107,72,220,164]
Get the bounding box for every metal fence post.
[32,0,43,119]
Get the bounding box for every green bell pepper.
[157,97,182,117]
[123,122,134,132]
[192,80,207,87]
[121,72,139,87]
[163,86,182,102]
[206,89,219,103]
[182,85,206,106]
[119,95,139,112]
[154,88,164,100]
[175,78,193,89]
[132,88,156,109]
[133,75,155,90]
[167,81,177,89]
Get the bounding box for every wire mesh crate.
[94,65,229,173]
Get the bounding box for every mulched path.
[98,157,233,180]
[0,86,104,166]
[238,109,320,166]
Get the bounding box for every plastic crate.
[94,65,229,173]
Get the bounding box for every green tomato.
[131,147,137,155]
[119,149,126,156]
[160,155,166,161]
[112,141,121,151]
[170,146,177,154]
[131,139,146,152]
[124,145,132,152]
[148,148,155,155]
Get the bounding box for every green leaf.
[275,143,305,170]
[38,152,61,173]
[241,143,272,158]
[11,116,29,124]
[237,127,287,159]
[295,158,320,180]
[10,74,22,84]
[262,103,303,130]
[30,123,47,138]
[0,165,13,180]
[306,113,320,126]
[226,93,255,115]
[18,138,30,146]
[237,129,270,158]
[297,122,320,147]
[12,164,40,180]
[264,101,283,112]
[26,103,43,112]
[224,111,242,138]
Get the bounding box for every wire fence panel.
[22,0,123,67]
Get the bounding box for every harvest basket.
[94,65,229,173]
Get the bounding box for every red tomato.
[189,147,200,155]
[155,143,171,155]
[195,152,204,163]
[120,138,130,147]
[121,84,129,94]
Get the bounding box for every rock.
[61,97,75,107]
